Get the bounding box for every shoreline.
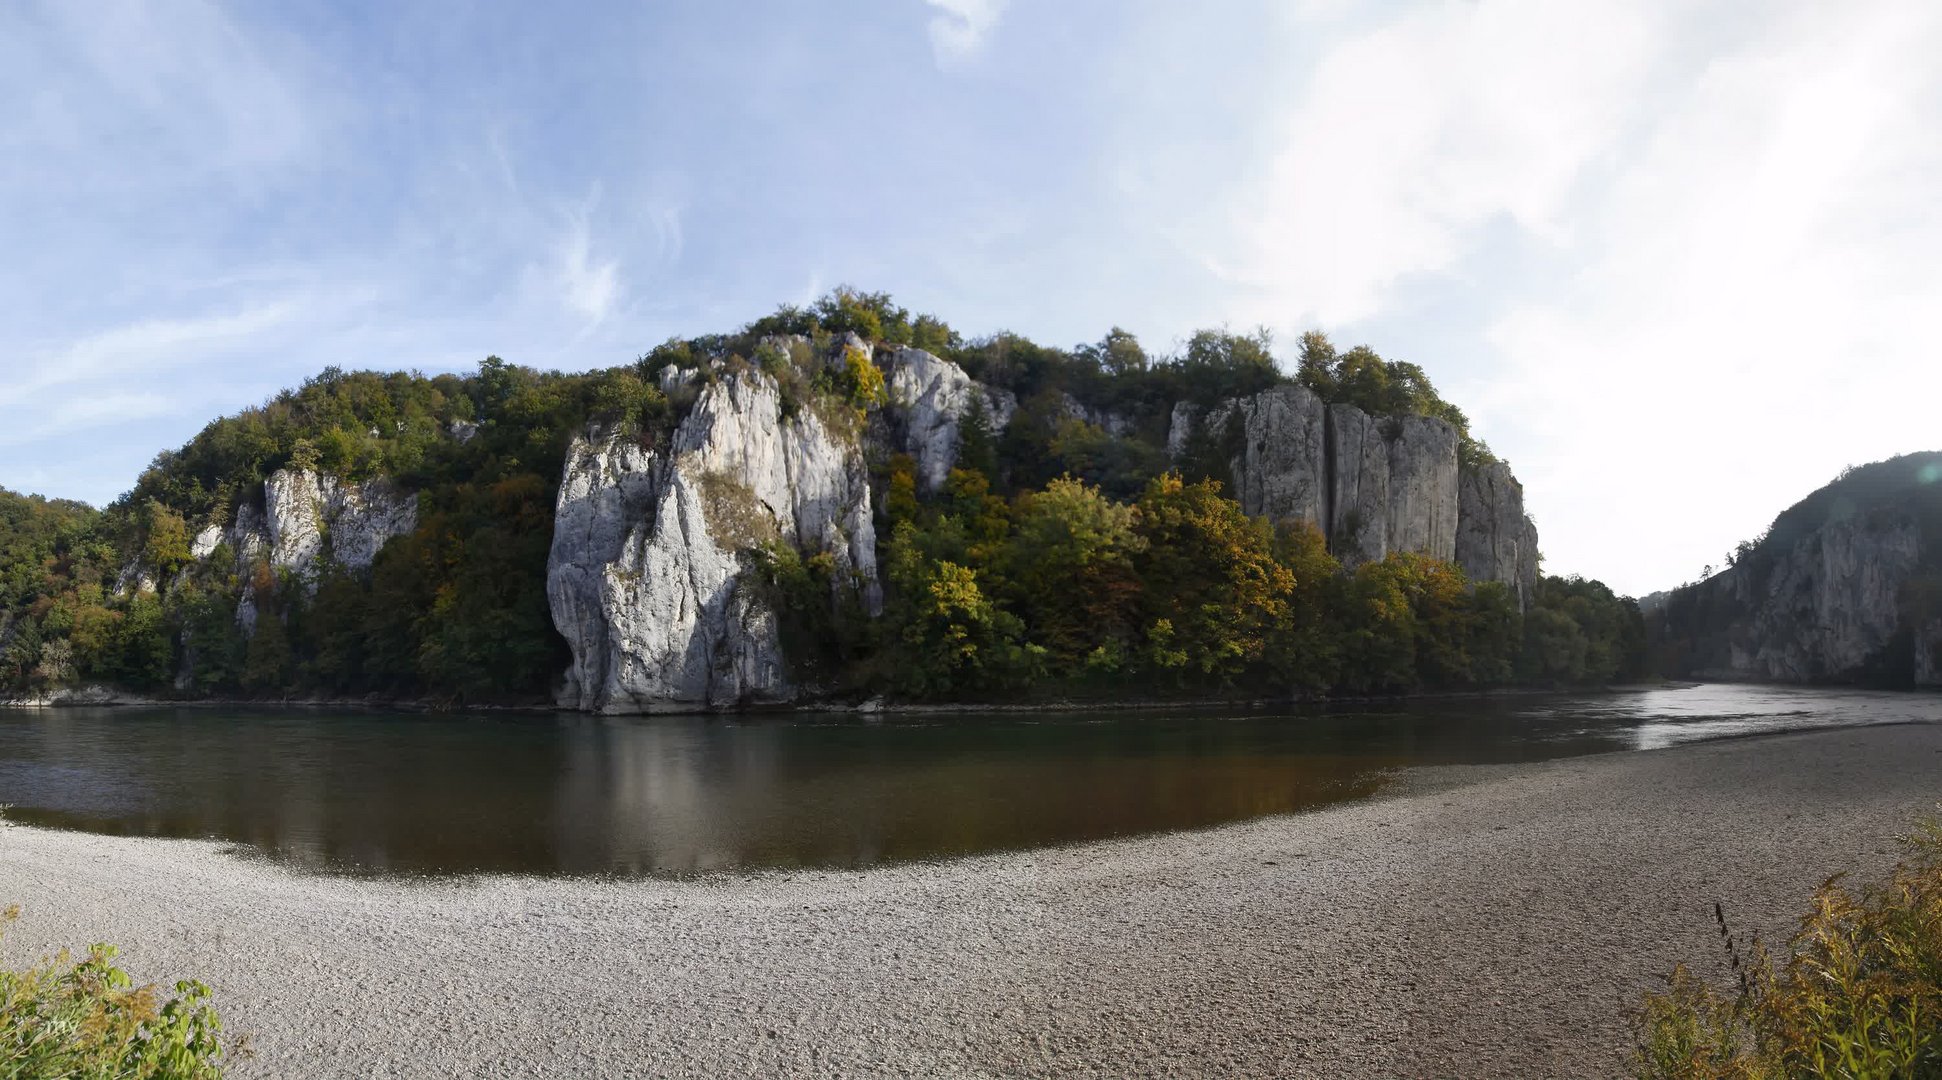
[0,680,1688,717]
[5,721,1939,1077]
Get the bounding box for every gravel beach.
[4,721,1939,1078]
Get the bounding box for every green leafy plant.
[0,905,228,1078]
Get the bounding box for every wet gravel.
[3,721,1938,1078]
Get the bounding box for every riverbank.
[3,721,1938,1077]
[2,680,1669,714]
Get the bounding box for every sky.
[2,0,1939,597]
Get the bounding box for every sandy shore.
[4,721,1939,1078]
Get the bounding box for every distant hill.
[1649,452,1942,686]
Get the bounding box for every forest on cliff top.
[0,290,1645,705]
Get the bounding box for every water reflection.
[1,684,1936,877]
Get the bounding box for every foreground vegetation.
[0,290,1645,705]
[0,906,226,1078]
[1637,816,1942,1079]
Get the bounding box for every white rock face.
[1168,385,1532,599]
[217,469,416,631]
[1225,386,1329,532]
[189,525,225,561]
[1331,408,1460,566]
[1455,460,1541,608]
[1057,391,1135,438]
[1166,402,1198,460]
[260,469,418,580]
[548,365,879,713]
[112,561,157,598]
[880,347,1016,491]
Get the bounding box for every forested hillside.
[0,291,1646,707]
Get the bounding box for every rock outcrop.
[1058,392,1134,438]
[1918,620,1942,687]
[259,469,418,579]
[1455,461,1541,608]
[548,363,879,713]
[1679,516,1922,682]
[1328,407,1460,567]
[880,346,1016,491]
[1204,385,1330,532]
[1167,383,1529,598]
[207,468,419,631]
[1652,452,1942,686]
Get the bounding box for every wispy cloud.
[0,304,300,408]
[923,0,1009,66]
[557,215,622,325]
[1201,0,1659,328]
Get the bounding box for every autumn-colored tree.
[883,520,1038,695]
[140,499,192,582]
[1132,473,1293,681]
[1267,521,1345,690]
[884,455,920,526]
[1003,476,1146,676]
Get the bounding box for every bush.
[0,905,227,1078]
[1635,815,1942,1078]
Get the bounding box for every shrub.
[1635,815,1942,1078]
[0,905,228,1078]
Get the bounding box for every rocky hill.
[1167,383,1538,607]
[0,291,1638,710]
[1650,452,1942,687]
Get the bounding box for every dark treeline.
[0,289,1646,704]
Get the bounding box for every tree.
[1087,327,1148,376]
[140,500,192,582]
[1267,521,1345,691]
[1295,331,1338,398]
[1003,477,1145,675]
[883,521,1038,696]
[956,397,999,481]
[1133,473,1293,681]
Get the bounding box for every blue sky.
[3,0,1939,596]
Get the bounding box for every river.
[2,683,1937,876]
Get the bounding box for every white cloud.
[1169,0,1942,594]
[0,304,299,408]
[1477,1,1942,593]
[1204,0,1660,327]
[923,0,1008,66]
[557,215,621,325]
[2,0,327,195]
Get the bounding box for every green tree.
[1267,521,1345,691]
[883,521,1038,696]
[1003,476,1146,676]
[1133,473,1293,681]
[140,500,192,582]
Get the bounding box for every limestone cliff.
[879,346,1017,491]
[1669,517,1922,682]
[1168,382,1533,599]
[1652,452,1942,686]
[1328,407,1459,567]
[222,468,418,631]
[258,469,418,579]
[1455,461,1541,608]
[548,362,879,713]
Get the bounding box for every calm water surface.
[2,684,1937,877]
